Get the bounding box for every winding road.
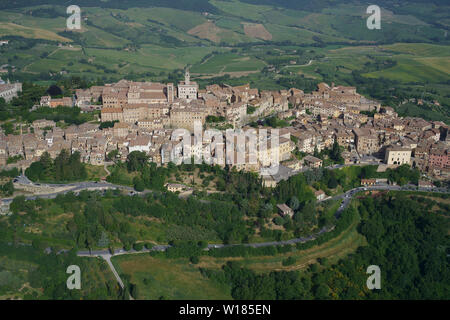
[2,174,137,205]
[4,172,448,296]
[76,183,449,258]
[4,158,384,206]
[6,173,448,254]
[75,182,448,295]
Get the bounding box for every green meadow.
[112,254,232,300]
[191,52,265,74]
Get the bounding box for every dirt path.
[285,59,314,68]
[102,162,113,180]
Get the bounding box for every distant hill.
[0,0,221,13]
[0,0,448,121]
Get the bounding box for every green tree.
[127,151,149,172]
[133,176,145,192]
[288,196,300,210]
[190,256,199,264]
[330,140,343,163]
[107,149,119,162]
[97,231,109,248]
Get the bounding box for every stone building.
[0,81,22,102]
[101,107,124,122]
[354,128,379,155]
[169,107,207,132]
[303,155,322,168]
[177,70,198,102]
[384,146,411,165]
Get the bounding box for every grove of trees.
[202,194,449,299]
[25,150,87,183]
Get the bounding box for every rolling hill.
[0,0,448,122]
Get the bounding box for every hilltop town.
[0,0,450,303]
[0,72,449,184]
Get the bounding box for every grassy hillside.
[0,1,447,76]
[112,254,232,300]
[0,1,448,120]
[0,243,120,299]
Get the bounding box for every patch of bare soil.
[242,23,272,40]
[188,20,222,43]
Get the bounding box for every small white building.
[128,136,151,153]
[165,183,188,193]
[315,190,326,201]
[45,134,54,147]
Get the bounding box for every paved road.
[10,173,447,257]
[4,159,387,205]
[6,173,449,257]
[2,174,137,205]
[103,254,124,289]
[97,253,134,300]
[7,168,447,297]
[69,181,449,296]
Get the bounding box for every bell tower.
[167,83,174,103]
[185,70,190,85]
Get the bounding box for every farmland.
[0,1,448,79]
[0,0,448,120]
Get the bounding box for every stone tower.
[167,83,174,103]
[185,70,190,85]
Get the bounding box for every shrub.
[282,256,297,266]
[190,256,200,264]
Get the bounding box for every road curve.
[76,184,449,258]
[5,175,448,256]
